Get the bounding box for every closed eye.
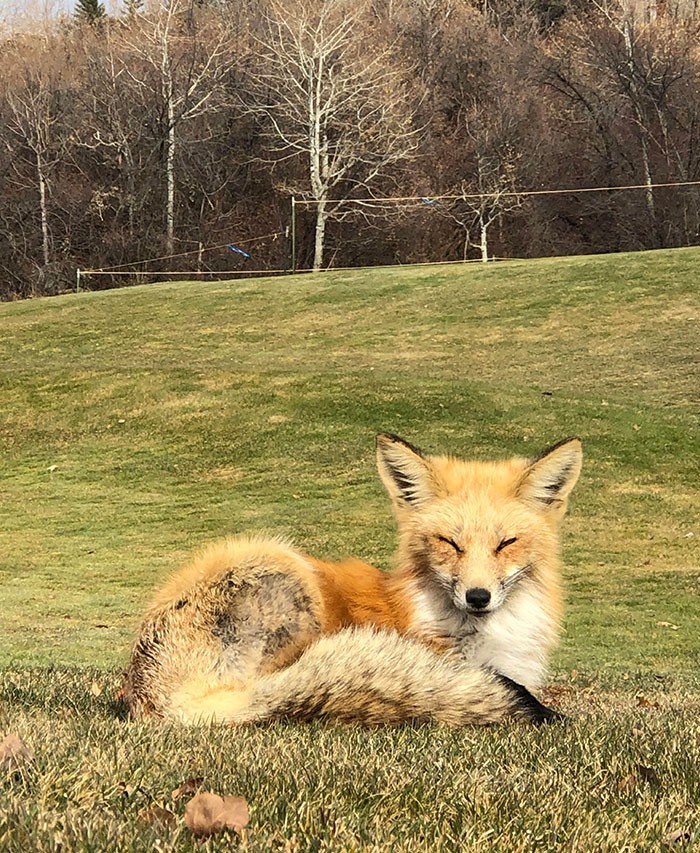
[437,535,463,554]
[496,537,518,554]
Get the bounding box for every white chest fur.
[468,584,556,689]
[408,580,556,690]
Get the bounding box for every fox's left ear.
[517,437,583,512]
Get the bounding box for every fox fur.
[122,433,582,726]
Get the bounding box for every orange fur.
[123,434,582,725]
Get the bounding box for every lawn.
[0,248,698,849]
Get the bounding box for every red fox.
[122,433,582,726]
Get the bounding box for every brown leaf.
[617,773,637,793]
[172,776,205,800]
[664,828,692,847]
[0,733,34,771]
[636,694,661,710]
[635,764,661,791]
[90,681,103,697]
[184,792,250,837]
[138,805,177,831]
[116,780,130,797]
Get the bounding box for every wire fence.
[76,179,700,291]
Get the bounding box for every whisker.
[503,563,533,589]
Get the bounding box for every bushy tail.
[169,628,560,727]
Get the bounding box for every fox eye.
[437,535,463,554]
[496,537,518,553]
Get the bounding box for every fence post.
[76,268,81,293]
[291,196,296,273]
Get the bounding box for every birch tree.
[2,38,70,292]
[119,2,232,257]
[454,109,525,262]
[248,0,419,271]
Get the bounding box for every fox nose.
[465,588,491,610]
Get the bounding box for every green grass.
[1,248,699,849]
[1,670,699,850]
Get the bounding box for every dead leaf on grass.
[636,695,661,710]
[664,828,692,847]
[656,621,679,630]
[138,805,177,831]
[617,773,637,793]
[635,764,661,791]
[90,681,103,697]
[184,791,250,837]
[0,733,34,771]
[172,776,205,800]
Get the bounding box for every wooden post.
[291,196,297,273]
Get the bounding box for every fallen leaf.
[635,764,661,791]
[172,776,205,800]
[617,773,637,792]
[116,781,137,798]
[664,828,692,846]
[138,805,177,831]
[636,695,661,710]
[90,681,103,697]
[656,621,679,630]
[0,734,34,771]
[184,792,249,837]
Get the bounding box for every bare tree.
[2,37,71,291]
[545,2,700,247]
[247,0,420,271]
[118,1,232,256]
[464,107,526,262]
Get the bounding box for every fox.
[121,432,582,727]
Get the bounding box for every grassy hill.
[1,249,698,849]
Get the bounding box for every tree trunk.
[622,18,657,241]
[480,216,489,262]
[165,87,175,258]
[313,198,327,271]
[161,14,175,260]
[36,149,50,268]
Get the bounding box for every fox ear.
[376,433,436,508]
[518,437,583,512]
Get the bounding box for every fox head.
[376,433,582,616]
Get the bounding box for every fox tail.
[168,627,560,727]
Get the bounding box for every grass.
[1,671,699,850]
[0,248,699,848]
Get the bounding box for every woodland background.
[2,0,700,298]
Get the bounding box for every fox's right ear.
[376,433,436,508]
[518,437,583,512]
